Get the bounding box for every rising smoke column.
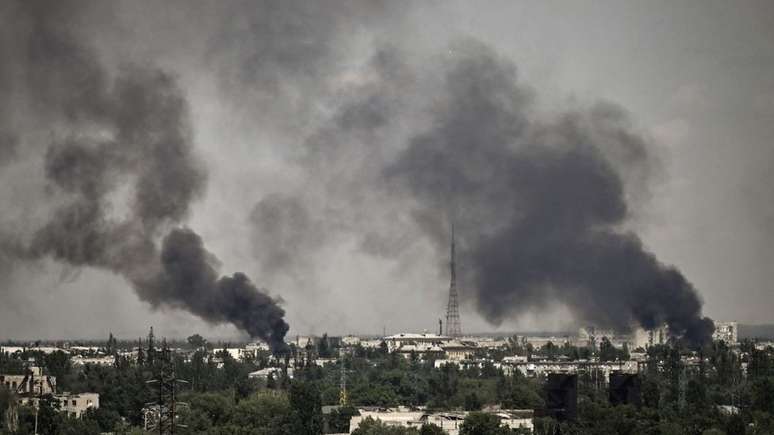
[0,0,289,350]
[387,41,714,345]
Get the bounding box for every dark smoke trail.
[387,40,714,345]
[145,229,289,352]
[0,0,289,350]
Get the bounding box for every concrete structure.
[0,367,56,396]
[395,344,444,360]
[441,341,477,361]
[248,367,294,380]
[500,359,638,380]
[70,355,115,366]
[348,408,533,434]
[57,392,99,418]
[384,333,452,352]
[632,325,670,349]
[246,341,271,352]
[713,321,738,344]
[0,346,68,355]
[341,336,361,347]
[359,339,384,349]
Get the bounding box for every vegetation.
[1,333,774,434]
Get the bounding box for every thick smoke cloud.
[145,229,288,351]
[0,0,288,350]
[0,1,718,344]
[239,27,713,344]
[387,41,714,345]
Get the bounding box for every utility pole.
[339,348,349,406]
[145,341,188,434]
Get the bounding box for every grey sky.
[1,0,773,340]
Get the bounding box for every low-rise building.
[632,325,670,350]
[441,341,477,361]
[0,367,56,396]
[501,359,638,380]
[57,392,99,418]
[384,333,452,353]
[348,407,533,434]
[70,355,115,367]
[248,367,294,380]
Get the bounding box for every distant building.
[500,359,638,380]
[383,333,452,353]
[395,344,444,360]
[57,392,99,418]
[348,408,533,434]
[441,341,476,361]
[0,346,68,355]
[713,321,738,344]
[248,367,294,380]
[341,336,361,347]
[632,325,670,350]
[70,355,115,367]
[0,367,56,396]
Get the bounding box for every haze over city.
[2,0,774,342]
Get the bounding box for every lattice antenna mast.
[145,341,188,435]
[445,223,462,336]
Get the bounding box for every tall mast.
[445,223,462,336]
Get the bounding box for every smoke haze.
[2,0,772,341]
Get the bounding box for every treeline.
[3,334,774,434]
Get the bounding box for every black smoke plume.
[387,41,714,345]
[0,0,289,350]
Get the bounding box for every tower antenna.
[445,223,462,336]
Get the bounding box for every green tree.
[460,412,511,435]
[419,423,446,435]
[290,381,323,435]
[352,416,419,434]
[598,337,617,362]
[464,391,482,411]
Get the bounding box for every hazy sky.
[1,0,773,340]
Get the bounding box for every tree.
[599,337,617,362]
[318,334,331,358]
[352,417,419,434]
[419,423,446,435]
[460,412,511,435]
[290,381,323,435]
[464,392,483,411]
[106,332,117,356]
[187,334,208,350]
[146,326,156,367]
[267,373,277,389]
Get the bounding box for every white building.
[57,393,99,418]
[248,367,294,380]
[341,336,361,347]
[70,355,115,366]
[501,360,638,379]
[383,333,452,353]
[713,321,738,344]
[348,408,533,434]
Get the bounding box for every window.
[72,400,77,406]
